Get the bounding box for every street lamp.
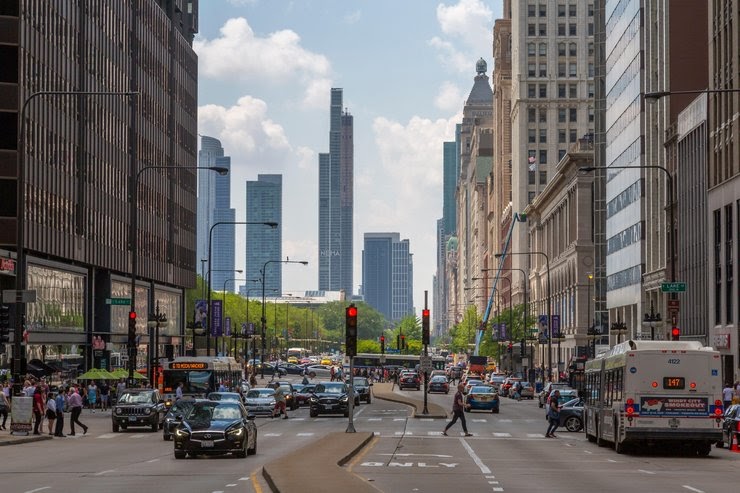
[473,275,513,371]
[644,88,740,101]
[221,277,256,357]
[496,251,552,381]
[12,90,138,394]
[260,259,308,378]
[147,301,168,388]
[206,221,277,356]
[642,300,662,341]
[128,164,228,386]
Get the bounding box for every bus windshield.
[164,370,212,394]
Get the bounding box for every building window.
[587,82,595,97]
[588,3,594,16]
[528,63,536,77]
[539,63,547,77]
[528,191,536,204]
[569,129,577,142]
[528,128,536,143]
[539,4,547,17]
[558,62,566,77]
[558,23,566,36]
[569,83,578,98]
[569,62,577,77]
[569,3,577,16]
[558,83,566,98]
[540,171,547,184]
[558,108,566,123]
[528,3,536,17]
[528,84,536,98]
[558,43,566,56]
[528,43,536,56]
[539,42,547,56]
[588,42,594,56]
[714,209,721,324]
[569,23,577,36]
[539,149,547,164]
[726,205,734,323]
[528,170,536,185]
[558,4,565,17]
[558,129,566,143]
[569,108,578,122]
[528,24,536,36]
[539,84,547,98]
[539,24,547,36]
[588,23,594,35]
[569,43,577,56]
[588,62,594,77]
[539,108,547,123]
[558,148,567,160]
[588,107,594,122]
[528,108,537,122]
[539,128,547,143]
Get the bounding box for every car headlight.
[339,396,348,403]
[115,407,122,415]
[227,427,244,437]
[309,397,318,403]
[144,408,152,415]
[174,428,190,437]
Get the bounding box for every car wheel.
[174,450,186,460]
[696,442,712,457]
[247,437,257,456]
[493,409,499,414]
[112,422,119,433]
[564,416,582,432]
[309,409,318,418]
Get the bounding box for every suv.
[538,382,572,408]
[112,389,166,432]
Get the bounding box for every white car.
[305,365,333,379]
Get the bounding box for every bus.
[583,340,724,455]
[346,353,446,372]
[162,356,243,404]
[286,347,310,363]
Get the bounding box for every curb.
[373,391,447,419]
[0,434,54,446]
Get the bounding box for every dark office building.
[0,0,199,373]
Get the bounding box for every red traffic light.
[129,311,137,320]
[347,306,357,317]
[380,336,385,342]
[422,309,430,318]
[671,326,680,340]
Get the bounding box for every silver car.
[243,388,276,417]
[304,365,333,379]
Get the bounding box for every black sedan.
[277,363,305,375]
[717,403,740,448]
[557,398,584,432]
[163,399,199,441]
[428,375,450,394]
[173,400,257,459]
[351,377,372,404]
[308,382,350,417]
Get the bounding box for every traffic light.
[0,305,9,344]
[520,338,526,356]
[345,304,358,357]
[128,311,137,350]
[380,335,385,354]
[507,342,513,354]
[421,309,430,345]
[670,326,680,341]
[401,335,406,350]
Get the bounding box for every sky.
[195,0,503,315]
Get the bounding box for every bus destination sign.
[170,362,207,370]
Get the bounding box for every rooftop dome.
[476,57,487,75]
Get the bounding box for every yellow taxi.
[287,356,299,364]
[320,357,332,366]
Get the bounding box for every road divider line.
[638,469,655,475]
[459,437,491,474]
[94,470,115,476]
[23,487,51,493]
[146,459,159,463]
[251,472,263,493]
[682,486,704,493]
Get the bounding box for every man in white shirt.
[175,382,184,400]
[723,384,734,409]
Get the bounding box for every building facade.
[246,174,282,296]
[362,233,414,322]
[0,0,199,371]
[318,88,354,296]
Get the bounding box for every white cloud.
[431,0,493,74]
[434,81,464,112]
[226,0,257,6]
[194,17,332,108]
[343,10,361,24]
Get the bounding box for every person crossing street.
[442,383,472,437]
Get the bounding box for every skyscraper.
[197,136,236,292]
[318,88,354,296]
[246,175,282,295]
[363,233,414,322]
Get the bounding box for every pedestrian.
[546,389,561,438]
[301,374,309,385]
[249,372,257,387]
[723,383,734,409]
[68,386,88,436]
[330,366,336,382]
[99,381,110,411]
[273,383,287,419]
[443,383,472,437]
[32,386,44,435]
[54,389,66,437]
[116,378,126,399]
[0,387,9,430]
[46,391,57,435]
[87,381,97,413]
[175,382,184,401]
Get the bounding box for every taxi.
[287,356,299,364]
[320,357,333,366]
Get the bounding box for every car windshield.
[431,376,447,382]
[491,377,506,384]
[353,378,368,385]
[118,392,154,404]
[315,383,346,394]
[246,389,274,398]
[187,402,242,422]
[470,386,494,394]
[562,398,582,408]
[208,393,240,401]
[167,401,193,415]
[467,380,482,386]
[300,386,315,393]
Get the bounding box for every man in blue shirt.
[54,389,66,437]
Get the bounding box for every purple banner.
[211,300,222,336]
[500,323,508,340]
[491,324,499,341]
[246,323,255,336]
[551,315,561,338]
[225,317,231,336]
[195,300,207,329]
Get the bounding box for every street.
[1,378,739,493]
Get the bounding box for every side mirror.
[247,413,256,421]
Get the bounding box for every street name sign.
[106,298,131,306]
[660,282,686,293]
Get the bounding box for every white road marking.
[379,453,453,458]
[212,491,224,493]
[129,434,147,439]
[96,433,116,439]
[459,437,491,474]
[24,487,51,493]
[488,481,500,484]
[493,433,511,437]
[296,433,314,436]
[526,434,545,438]
[420,418,434,422]
[493,488,504,492]
[394,418,406,421]
[291,418,306,421]
[94,470,115,476]
[638,469,655,475]
[264,433,282,437]
[584,450,593,454]
[682,486,705,493]
[485,476,496,479]
[238,477,249,481]
[225,484,237,487]
[355,407,366,417]
[146,459,159,463]
[498,419,512,422]
[607,459,617,463]
[395,432,404,436]
[367,418,382,421]
[374,432,380,436]
[472,419,487,423]
[428,431,445,436]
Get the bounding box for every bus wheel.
[696,442,712,457]
[614,438,626,454]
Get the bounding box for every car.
[244,388,277,417]
[428,375,450,394]
[308,381,351,417]
[320,357,333,366]
[304,365,333,379]
[208,392,243,403]
[717,404,740,448]
[430,370,448,381]
[558,397,584,432]
[173,400,257,459]
[399,372,421,390]
[252,363,286,377]
[465,385,500,413]
[464,379,483,395]
[294,384,316,407]
[351,376,372,404]
[509,381,535,400]
[449,366,463,380]
[273,381,299,410]
[538,382,573,408]
[277,363,305,375]
[287,356,299,364]
[163,399,200,441]
[499,377,521,397]
[112,389,167,433]
[488,374,507,387]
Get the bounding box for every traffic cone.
[731,432,740,452]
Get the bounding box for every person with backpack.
[546,389,561,437]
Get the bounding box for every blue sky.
[196,0,503,313]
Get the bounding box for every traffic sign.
[667,299,680,310]
[419,356,432,372]
[661,282,686,293]
[105,298,131,306]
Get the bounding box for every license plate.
[128,416,137,422]
[325,404,334,409]
[201,440,214,448]
[668,418,680,428]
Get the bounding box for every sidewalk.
[0,407,113,446]
[372,382,448,419]
[0,432,53,446]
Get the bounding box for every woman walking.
[545,389,561,438]
[0,387,9,430]
[46,392,57,435]
[87,381,97,413]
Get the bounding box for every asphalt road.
[3,380,739,493]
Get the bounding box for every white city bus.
[583,340,724,455]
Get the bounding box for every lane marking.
[291,417,306,421]
[493,433,511,437]
[24,488,51,493]
[638,469,655,475]
[420,418,434,422]
[459,437,491,474]
[394,431,404,436]
[584,450,593,455]
[355,407,366,418]
[526,434,545,438]
[498,419,512,423]
[682,487,704,493]
[607,459,617,463]
[264,433,282,437]
[394,418,406,421]
[427,431,444,436]
[493,488,504,492]
[96,433,116,439]
[367,418,382,421]
[251,472,263,493]
[296,433,314,437]
[225,484,237,487]
[488,481,500,484]
[485,476,496,479]
[129,434,147,439]
[94,470,115,476]
[238,477,249,481]
[472,419,487,423]
[146,459,159,463]
[379,453,453,458]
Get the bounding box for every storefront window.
[26,264,85,333]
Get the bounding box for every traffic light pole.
[345,304,357,433]
[422,292,429,416]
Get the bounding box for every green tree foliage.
[316,301,387,343]
[357,339,380,354]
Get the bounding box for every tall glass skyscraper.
[246,175,283,295]
[363,233,414,322]
[197,136,236,292]
[318,88,354,296]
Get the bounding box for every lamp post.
[130,165,228,386]
[147,301,168,388]
[244,281,261,363]
[473,276,513,371]
[222,277,255,357]
[260,259,308,378]
[496,251,552,381]
[13,90,138,395]
[642,300,662,341]
[206,221,277,356]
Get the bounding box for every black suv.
[112,389,166,432]
[351,376,372,404]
